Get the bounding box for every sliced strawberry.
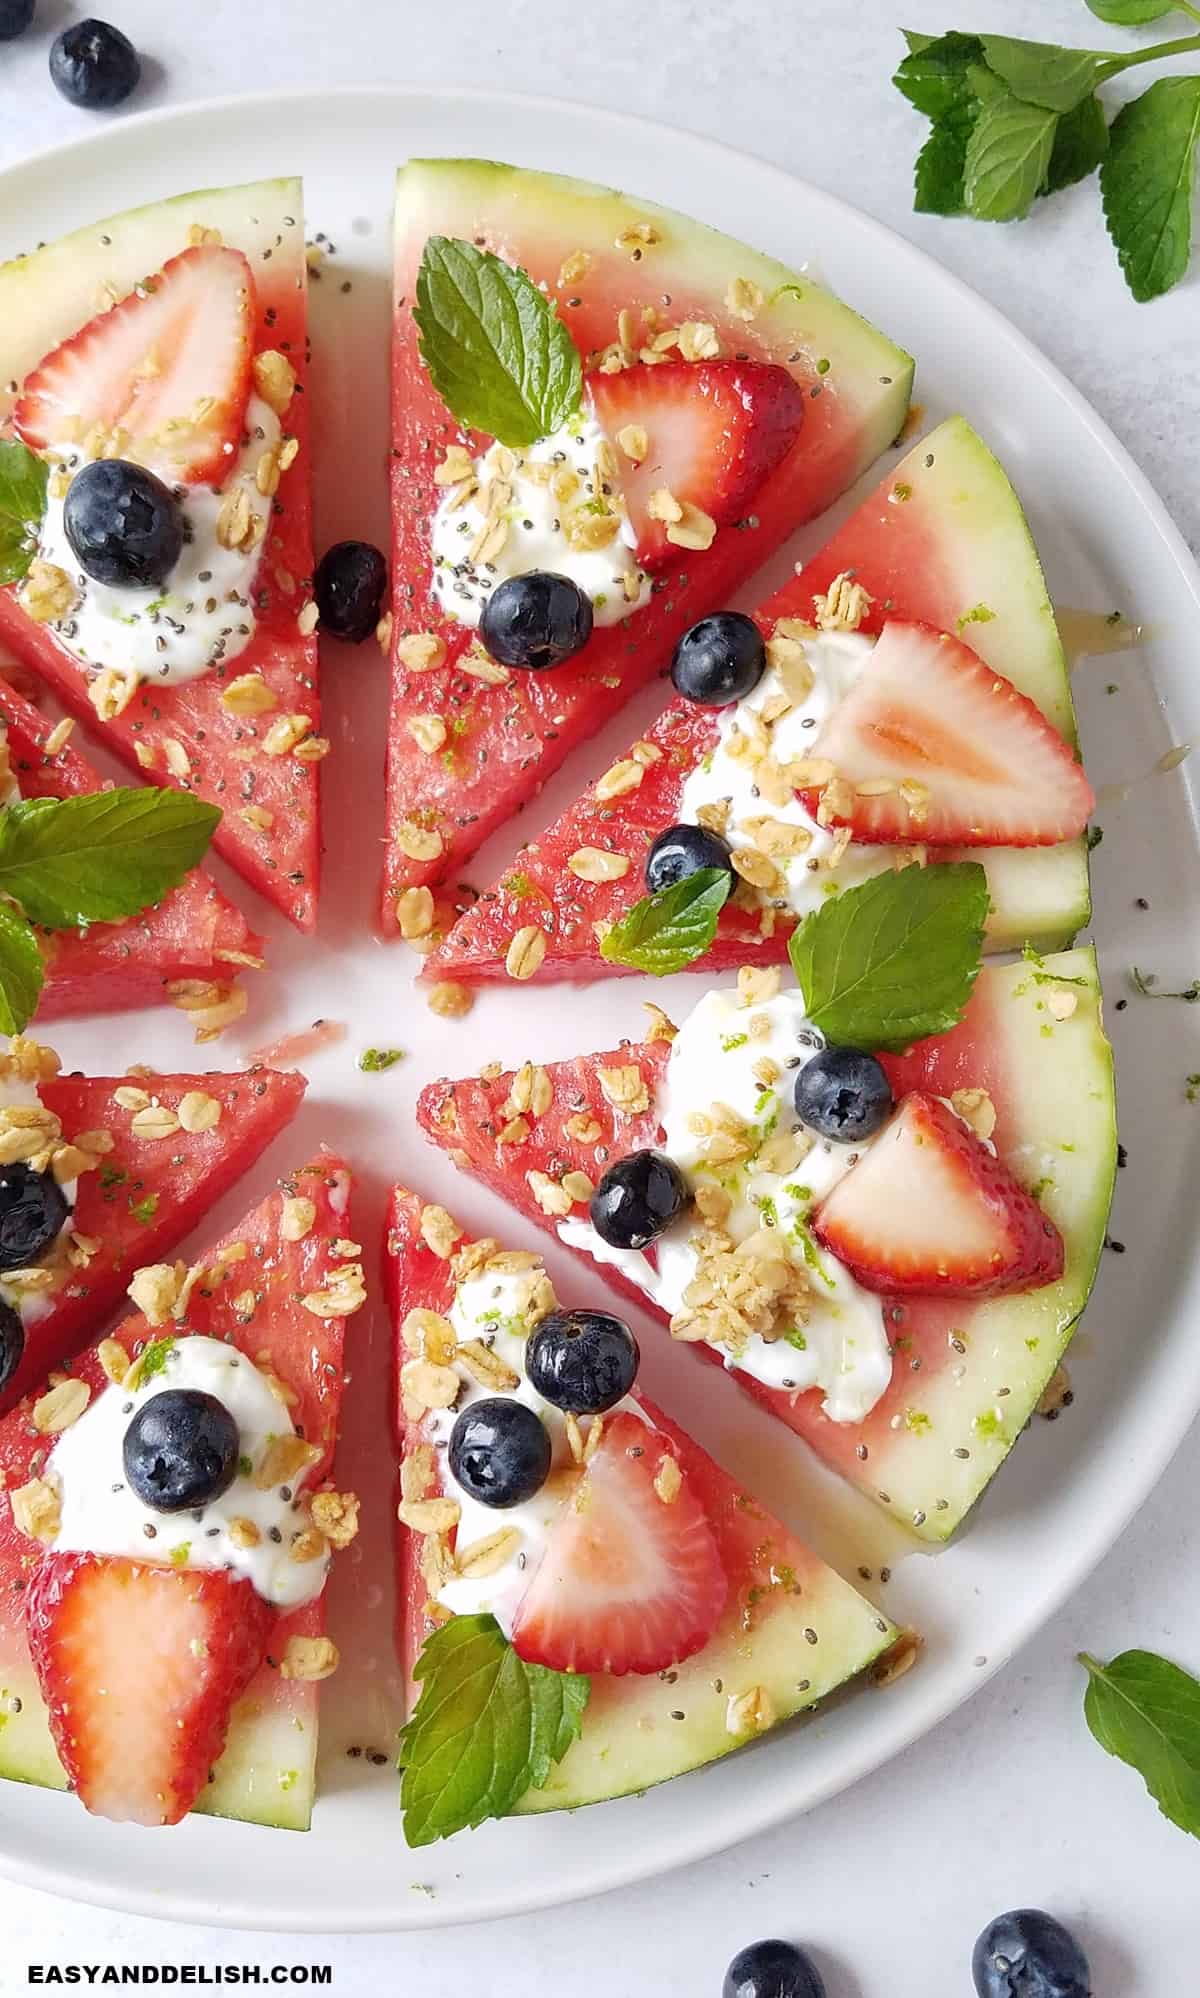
[803,620,1094,846]
[15,246,255,487]
[511,1412,726,1676]
[813,1090,1064,1298]
[26,1553,275,1826]
[587,360,804,568]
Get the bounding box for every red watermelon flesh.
[417,948,1115,1541]
[421,418,1092,985]
[0,1151,357,1829]
[0,1057,307,1412]
[0,182,321,930]
[382,158,913,929]
[385,1186,895,1814]
[0,675,264,1019]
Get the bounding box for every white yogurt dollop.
[48,1333,329,1610]
[430,414,652,630]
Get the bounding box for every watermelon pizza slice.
[382,158,914,936]
[0,673,264,1021]
[386,1186,897,1839]
[421,417,1094,986]
[418,882,1116,1542]
[0,179,322,930]
[0,1031,307,1412]
[0,1151,362,1829]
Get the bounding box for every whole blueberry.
[972,1910,1091,1998]
[0,1301,24,1396]
[64,459,184,589]
[314,539,388,644]
[723,1938,826,1998]
[480,571,593,670]
[645,821,734,896]
[0,0,35,41]
[0,1163,69,1273]
[448,1398,551,1509]
[793,1046,893,1144]
[671,611,766,706]
[589,1149,689,1252]
[123,1389,240,1514]
[50,19,141,109]
[526,1310,639,1415]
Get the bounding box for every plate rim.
[0,77,1196,1935]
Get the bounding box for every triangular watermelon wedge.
[382,158,914,930]
[386,1186,895,1823]
[421,418,1093,985]
[417,949,1115,1541]
[0,674,265,1020]
[0,1036,306,1411]
[0,1150,360,1830]
[0,181,321,930]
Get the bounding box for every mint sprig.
[599,867,733,976]
[1102,76,1200,300]
[1081,1649,1200,1837]
[414,237,583,448]
[398,1614,589,1846]
[0,440,48,588]
[787,861,989,1052]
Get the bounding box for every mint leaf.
[0,789,220,929]
[1101,76,1200,300]
[1043,94,1110,192]
[787,862,989,1052]
[1086,1,1186,21]
[599,867,732,976]
[964,69,1061,220]
[0,441,48,589]
[398,1614,589,1846]
[894,31,984,116]
[414,237,583,449]
[915,98,980,211]
[0,904,43,1035]
[980,37,1119,114]
[1081,1649,1200,1837]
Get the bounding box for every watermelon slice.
[417,949,1115,1540]
[0,1041,306,1412]
[0,675,264,1019]
[382,158,914,930]
[0,1151,359,1830]
[0,181,321,931]
[386,1187,896,1817]
[422,418,1093,985]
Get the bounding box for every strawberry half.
[803,620,1094,846]
[26,1553,275,1826]
[813,1091,1065,1299]
[511,1412,726,1676]
[15,245,255,487]
[588,359,804,568]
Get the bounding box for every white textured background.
[0,0,1198,1990]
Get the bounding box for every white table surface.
[0,0,1197,1988]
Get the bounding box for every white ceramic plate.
[0,83,1196,1934]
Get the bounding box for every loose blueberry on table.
[479,570,594,670]
[448,1396,552,1508]
[793,1046,894,1144]
[671,610,766,705]
[63,459,185,590]
[589,1148,689,1251]
[0,0,34,41]
[645,821,735,894]
[123,1388,240,1513]
[723,1938,826,1998]
[972,1909,1091,1998]
[525,1308,640,1414]
[49,18,141,109]
[314,539,389,644]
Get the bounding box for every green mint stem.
[1110,30,1200,67]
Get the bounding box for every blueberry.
[589,1149,689,1252]
[0,1163,69,1273]
[972,1910,1091,1998]
[123,1389,239,1514]
[0,0,35,41]
[314,540,388,644]
[671,612,766,706]
[479,571,593,670]
[0,1301,24,1396]
[64,460,183,589]
[448,1398,551,1509]
[723,1938,826,1998]
[50,19,141,108]
[645,822,734,896]
[793,1046,893,1144]
[526,1310,639,1415]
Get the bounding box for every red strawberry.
[813,1090,1064,1298]
[15,245,256,487]
[511,1411,726,1676]
[802,620,1094,846]
[26,1553,275,1826]
[588,360,804,568]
